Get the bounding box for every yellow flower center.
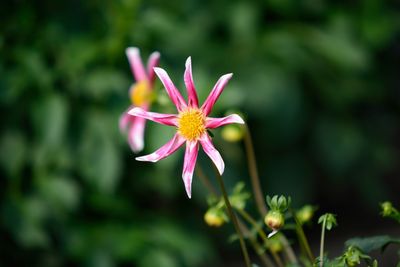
[178,108,206,141]
[130,81,153,106]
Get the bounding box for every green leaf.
[345,235,400,253]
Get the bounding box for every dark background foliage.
[0,0,399,266]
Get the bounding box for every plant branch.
[215,172,252,267]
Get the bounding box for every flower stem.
[243,125,297,264]
[215,172,252,267]
[290,208,314,262]
[195,166,218,197]
[243,125,268,216]
[236,208,284,267]
[319,217,327,267]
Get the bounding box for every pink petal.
[119,111,133,132]
[128,116,146,153]
[184,57,199,108]
[182,141,199,198]
[136,133,185,162]
[205,114,245,129]
[201,73,233,115]
[128,107,178,126]
[147,51,160,85]
[154,67,187,111]
[126,47,147,82]
[199,134,225,175]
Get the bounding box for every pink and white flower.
[128,57,244,198]
[120,47,160,153]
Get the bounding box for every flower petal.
[126,47,147,82]
[119,111,133,132]
[182,141,199,198]
[201,73,233,115]
[154,67,187,111]
[136,133,185,162]
[199,134,225,175]
[205,114,245,129]
[147,51,160,85]
[128,107,178,126]
[184,57,199,108]
[128,116,146,153]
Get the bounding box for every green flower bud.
[296,205,316,224]
[267,234,283,253]
[221,124,244,142]
[381,201,394,217]
[204,208,227,227]
[264,210,285,231]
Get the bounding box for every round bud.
[221,125,244,142]
[204,209,225,227]
[264,210,285,230]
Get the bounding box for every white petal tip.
[185,56,192,67]
[233,114,245,124]
[151,51,160,58]
[126,47,139,56]
[135,155,157,162]
[127,107,141,116]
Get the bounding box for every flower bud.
[221,125,244,142]
[381,201,394,217]
[296,205,315,224]
[204,208,226,227]
[267,234,283,253]
[264,210,285,231]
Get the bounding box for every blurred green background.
[1,0,399,266]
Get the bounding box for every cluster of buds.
[204,182,250,227]
[264,195,291,233]
[335,246,377,267]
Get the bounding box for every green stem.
[244,125,268,216]
[215,172,252,267]
[290,208,314,262]
[195,166,218,197]
[320,218,326,267]
[244,125,298,264]
[236,209,284,267]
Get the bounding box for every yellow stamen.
[130,81,153,106]
[178,108,206,141]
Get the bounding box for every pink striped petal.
[119,111,132,132]
[205,114,245,129]
[147,51,160,85]
[126,47,147,82]
[184,57,199,108]
[201,73,233,115]
[136,133,185,162]
[154,67,187,111]
[128,116,146,153]
[199,134,225,175]
[182,141,199,198]
[128,107,178,126]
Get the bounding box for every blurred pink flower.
[120,47,160,153]
[128,57,244,198]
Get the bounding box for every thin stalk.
[243,125,268,216]
[195,166,218,197]
[319,218,326,267]
[215,172,252,267]
[197,165,275,266]
[236,209,284,267]
[290,208,314,262]
[238,220,275,267]
[244,125,298,264]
